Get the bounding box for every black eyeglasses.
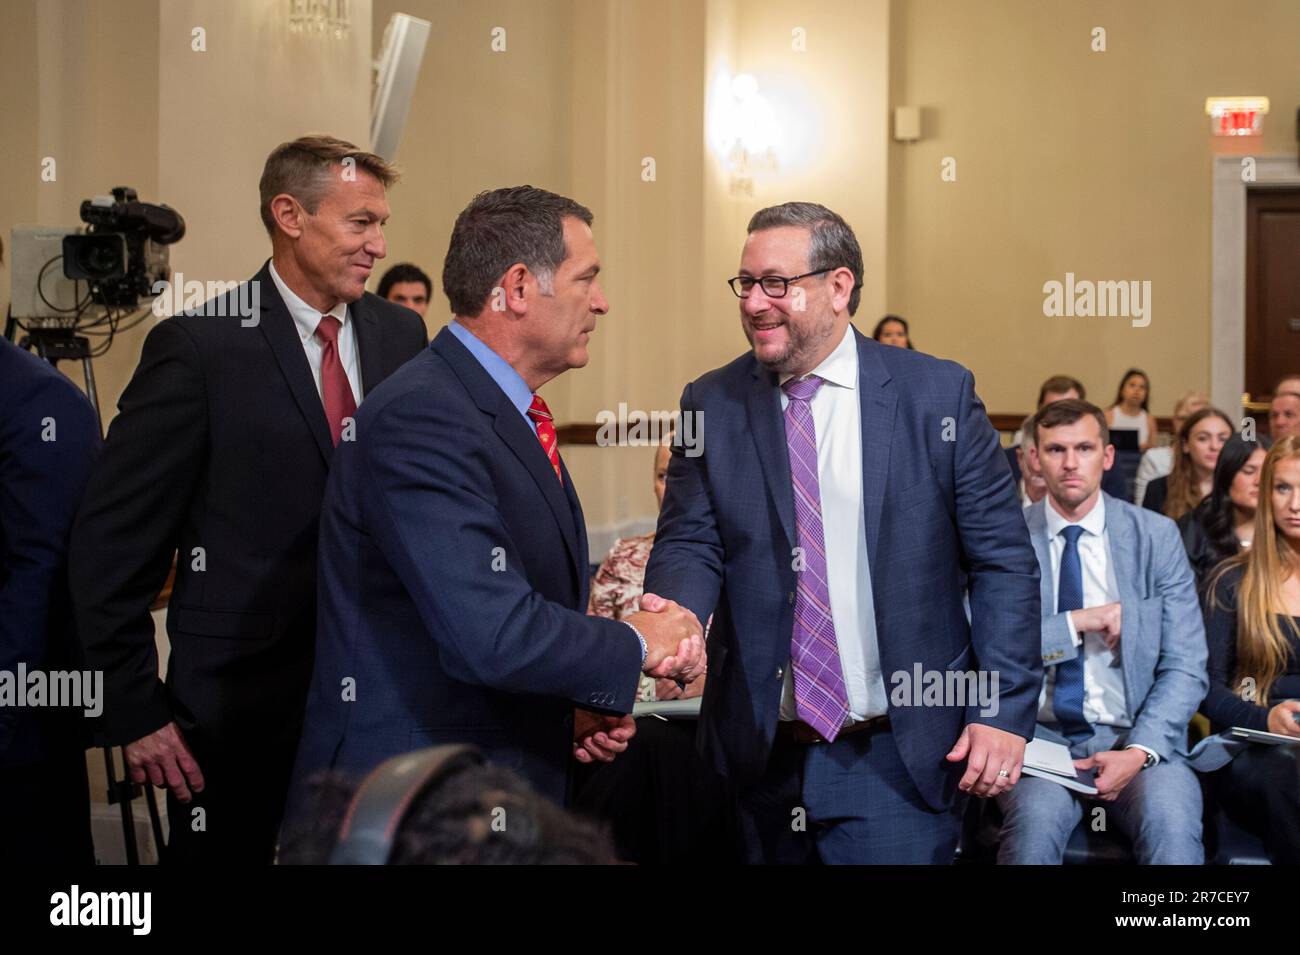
[727,268,833,299]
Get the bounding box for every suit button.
[788,591,796,606]
[776,667,784,681]
[588,693,599,703]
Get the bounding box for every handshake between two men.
[572,592,704,765]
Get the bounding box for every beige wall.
[3,0,160,421]
[8,0,1300,555]
[888,0,1300,417]
[3,0,372,423]
[561,0,891,548]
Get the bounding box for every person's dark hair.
[259,134,398,236]
[1192,434,1267,568]
[1036,375,1086,408]
[1031,398,1109,447]
[441,186,593,318]
[377,262,432,300]
[746,202,864,316]
[1112,368,1151,411]
[871,314,913,349]
[277,763,618,865]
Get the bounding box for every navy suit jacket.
[291,327,642,807]
[643,327,1042,811]
[0,338,101,767]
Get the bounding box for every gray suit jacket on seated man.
[997,399,1208,865]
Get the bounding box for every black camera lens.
[63,233,127,281]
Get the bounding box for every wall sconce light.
[289,0,351,37]
[710,73,782,197]
[1205,96,1269,137]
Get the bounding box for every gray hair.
[1018,414,1036,448]
[441,185,593,317]
[746,201,864,316]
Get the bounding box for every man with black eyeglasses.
[642,201,1041,863]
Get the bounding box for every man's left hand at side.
[946,723,1027,798]
[573,709,636,764]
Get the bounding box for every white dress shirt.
[1039,495,1133,728]
[777,325,886,723]
[269,261,361,407]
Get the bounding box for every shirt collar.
[1045,492,1107,540]
[269,260,348,344]
[778,323,858,391]
[446,319,534,420]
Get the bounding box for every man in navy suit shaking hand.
[290,187,705,816]
[643,202,1042,863]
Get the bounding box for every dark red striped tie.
[315,315,357,446]
[527,394,563,485]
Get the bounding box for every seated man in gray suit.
[997,399,1207,864]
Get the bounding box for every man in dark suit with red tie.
[69,135,427,864]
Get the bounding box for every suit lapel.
[561,457,592,606]
[856,331,896,572]
[432,329,582,581]
[746,363,796,550]
[1103,496,1142,704]
[1025,501,1055,615]
[254,262,333,464]
[349,294,383,397]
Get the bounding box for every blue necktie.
[1053,525,1093,742]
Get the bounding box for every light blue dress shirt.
[446,319,533,422]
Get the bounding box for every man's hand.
[124,721,205,803]
[1074,602,1122,650]
[1076,748,1146,801]
[1266,700,1300,738]
[946,723,1026,798]
[626,592,705,682]
[573,709,636,764]
[654,672,707,701]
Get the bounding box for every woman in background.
[1106,368,1158,451]
[1135,391,1207,506]
[871,314,914,349]
[1143,406,1232,521]
[1200,436,1300,863]
[1178,435,1266,591]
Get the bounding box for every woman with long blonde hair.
[1201,436,1300,862]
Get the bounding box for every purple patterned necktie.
[783,375,850,740]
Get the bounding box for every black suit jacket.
[69,261,427,754]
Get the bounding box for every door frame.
[1211,155,1300,413]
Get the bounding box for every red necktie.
[315,315,357,446]
[527,394,563,485]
